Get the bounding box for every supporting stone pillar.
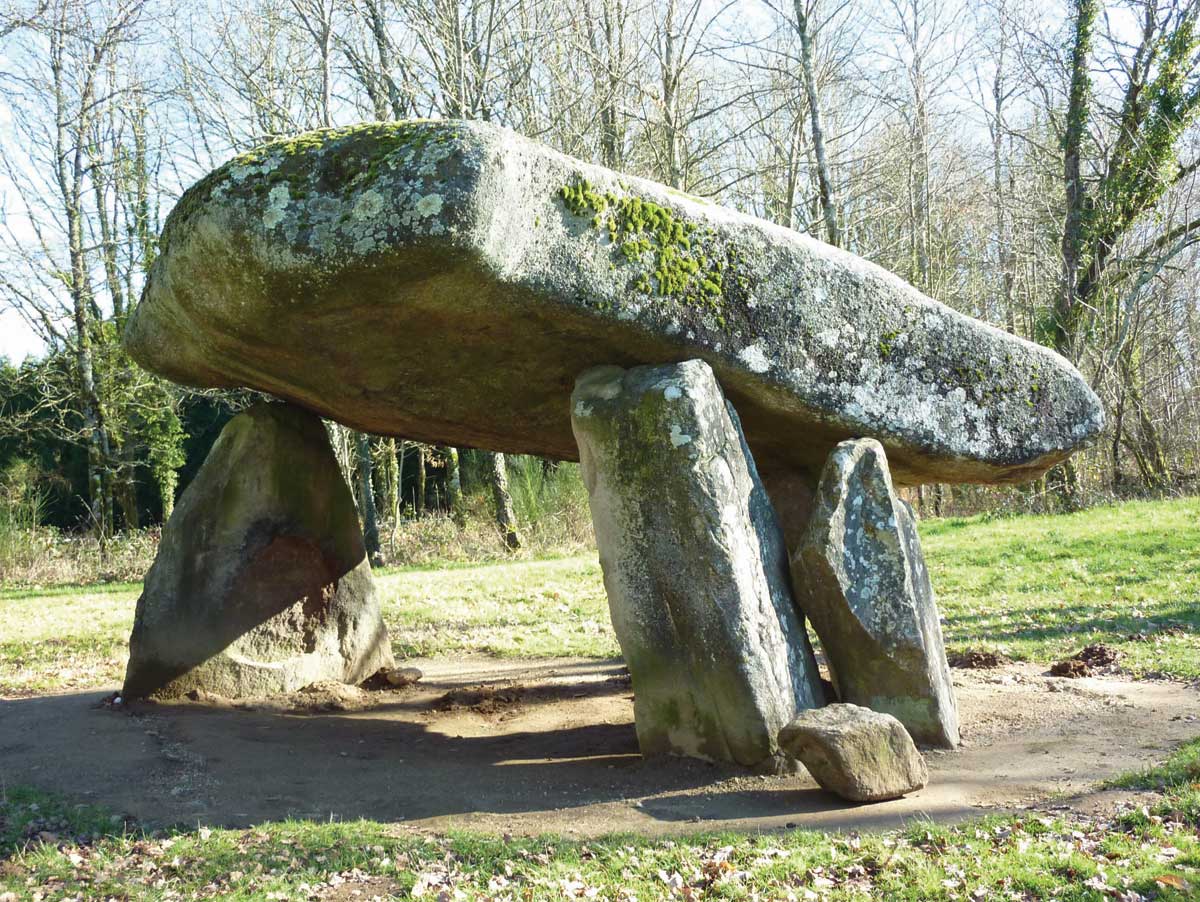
[123,402,394,699]
[793,438,959,748]
[571,360,824,769]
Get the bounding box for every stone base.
[123,402,394,700]
[780,704,928,802]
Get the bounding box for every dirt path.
[2,658,1197,837]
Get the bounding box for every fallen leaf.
[1156,874,1192,892]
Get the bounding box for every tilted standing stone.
[779,703,928,802]
[123,402,394,699]
[795,438,959,748]
[571,360,824,768]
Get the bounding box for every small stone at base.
[780,703,928,803]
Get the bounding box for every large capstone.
[571,359,824,768]
[795,438,959,748]
[123,402,394,699]
[126,119,1102,486]
[779,703,928,803]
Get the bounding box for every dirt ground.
[2,658,1197,838]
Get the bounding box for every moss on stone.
[556,176,747,320]
[878,330,901,359]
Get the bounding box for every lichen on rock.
[571,359,824,768]
[127,118,1104,486]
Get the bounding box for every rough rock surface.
[571,360,824,768]
[123,402,394,699]
[779,703,928,802]
[795,439,959,747]
[126,119,1102,485]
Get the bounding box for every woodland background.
[1,0,1199,580]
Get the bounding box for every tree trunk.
[367,0,406,120]
[1120,353,1171,491]
[486,451,522,550]
[1044,2,1099,513]
[356,431,381,561]
[660,0,683,189]
[1056,0,1096,362]
[382,438,400,525]
[414,444,426,516]
[988,43,1015,331]
[793,0,840,247]
[442,446,465,525]
[159,467,178,523]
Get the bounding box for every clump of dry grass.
[0,526,159,588]
[0,464,595,585]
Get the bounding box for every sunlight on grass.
[1,784,1197,900]
[0,585,138,694]
[924,497,1200,678]
[376,554,615,659]
[1,497,1198,695]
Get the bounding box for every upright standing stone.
[571,360,824,768]
[123,402,394,699]
[795,438,959,747]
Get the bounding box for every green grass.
[1,783,1197,900]
[0,585,139,694]
[1109,736,1200,792]
[2,498,1200,898]
[926,497,1200,678]
[1,497,1198,695]
[378,555,614,658]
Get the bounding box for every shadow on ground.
[2,657,1197,838]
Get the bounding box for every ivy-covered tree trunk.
[1056,0,1096,363]
[381,438,400,525]
[1050,0,1098,511]
[158,467,178,522]
[486,451,521,550]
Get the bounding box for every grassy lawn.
[1,741,1197,899]
[925,497,1200,678]
[378,555,614,659]
[1,498,1199,898]
[1,496,1199,695]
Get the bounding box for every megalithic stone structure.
[119,119,1102,732]
[571,360,824,768]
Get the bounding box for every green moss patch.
[557,177,747,324]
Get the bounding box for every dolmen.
[123,120,1102,774]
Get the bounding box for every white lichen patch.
[738,343,771,374]
[663,384,683,401]
[414,193,443,218]
[669,424,693,448]
[262,184,291,229]
[352,189,386,221]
